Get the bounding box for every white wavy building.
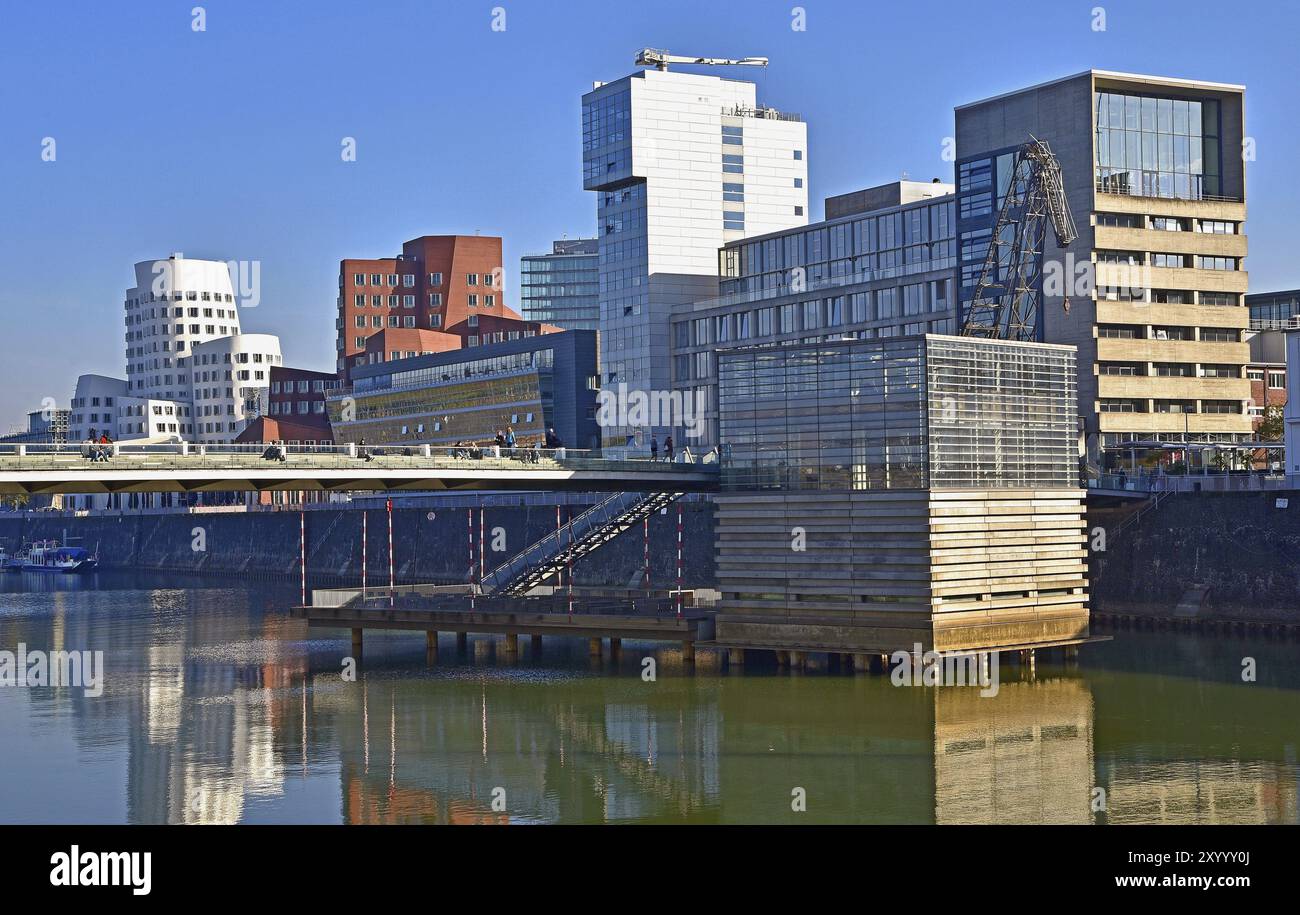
[69,255,282,444]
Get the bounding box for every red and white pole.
[478,507,485,585]
[467,508,475,612]
[566,508,574,618]
[675,502,683,619]
[643,515,650,594]
[299,511,306,607]
[555,503,563,588]
[386,498,394,607]
[361,511,367,595]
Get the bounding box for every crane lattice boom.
[960,137,1078,342]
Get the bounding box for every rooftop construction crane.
[959,137,1078,342]
[634,48,769,70]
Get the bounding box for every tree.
[1257,404,1284,442]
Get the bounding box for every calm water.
[0,571,1297,824]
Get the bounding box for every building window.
[467,274,479,286]
[1268,371,1285,389]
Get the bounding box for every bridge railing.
[0,442,719,476]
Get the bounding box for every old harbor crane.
[960,137,1078,342]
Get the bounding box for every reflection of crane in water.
[960,137,1078,342]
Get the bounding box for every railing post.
[420,444,431,458]
[180,442,189,456]
[300,511,307,607]
[676,501,684,619]
[347,443,357,458]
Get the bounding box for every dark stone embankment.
[1091,490,1300,621]
[0,501,717,592]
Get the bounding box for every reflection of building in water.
[325,674,721,824]
[1105,760,1298,825]
[934,677,1096,825]
[123,609,302,824]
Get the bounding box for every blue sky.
[1,0,1296,423]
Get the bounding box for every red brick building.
[1247,329,1288,434]
[339,235,537,382]
[235,365,338,444]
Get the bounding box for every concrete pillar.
[351,628,363,655]
[503,633,519,655]
[456,632,468,652]
[1063,644,1080,662]
[426,631,438,659]
[609,637,622,658]
[681,641,695,663]
[531,634,543,654]
[853,653,872,673]
[790,650,807,670]
[775,650,790,669]
[588,638,602,658]
[729,648,745,666]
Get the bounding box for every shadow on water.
[0,570,1295,824]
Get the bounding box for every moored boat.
[15,539,99,573]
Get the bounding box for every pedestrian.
[664,435,674,463]
[650,436,658,462]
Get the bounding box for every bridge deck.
[0,446,718,494]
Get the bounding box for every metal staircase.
[480,490,683,596]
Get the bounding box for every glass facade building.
[671,190,957,447]
[582,68,808,445]
[327,330,599,450]
[1246,289,1300,329]
[717,335,1078,491]
[520,239,599,332]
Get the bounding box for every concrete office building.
[713,334,1086,655]
[582,66,808,443]
[327,330,599,451]
[671,180,956,446]
[520,239,600,331]
[955,71,1251,466]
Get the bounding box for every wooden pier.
[294,591,714,659]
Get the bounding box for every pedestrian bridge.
[0,443,720,495]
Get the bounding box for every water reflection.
[0,572,1296,824]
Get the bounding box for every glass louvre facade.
[718,335,1077,491]
[926,337,1077,488]
[1094,90,1223,200]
